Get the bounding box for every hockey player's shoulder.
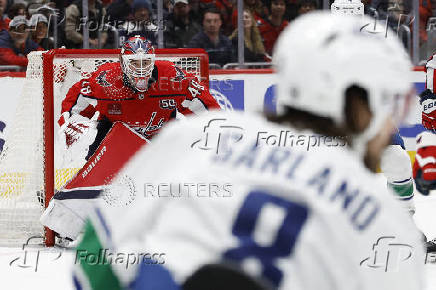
[88,62,122,90]
[93,61,120,75]
[416,130,436,148]
[154,60,176,73]
[154,60,188,80]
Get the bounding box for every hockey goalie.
[40,36,220,240]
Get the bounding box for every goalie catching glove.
[419,89,436,133]
[413,131,436,195]
[59,111,100,148]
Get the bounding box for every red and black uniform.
[60,60,220,139]
[0,16,10,31]
[0,30,42,66]
[257,18,288,56]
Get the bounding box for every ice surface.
[0,176,436,290]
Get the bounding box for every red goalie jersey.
[59,60,220,139]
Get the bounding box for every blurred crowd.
[0,0,435,68]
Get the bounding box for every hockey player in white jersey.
[72,12,425,290]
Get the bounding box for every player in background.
[380,133,416,215]
[413,54,436,252]
[72,13,424,290]
[40,35,220,240]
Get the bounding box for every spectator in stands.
[369,0,411,24]
[202,0,234,34]
[65,0,107,48]
[0,0,10,31]
[151,0,173,19]
[231,0,267,29]
[28,2,59,21]
[431,0,436,16]
[419,0,433,45]
[29,13,53,50]
[0,16,42,67]
[296,0,318,16]
[118,0,157,46]
[284,0,299,22]
[188,0,206,25]
[188,7,233,67]
[106,0,133,23]
[164,0,201,48]
[385,0,412,48]
[29,2,65,49]
[165,0,174,16]
[229,9,266,62]
[257,0,288,55]
[7,2,26,19]
[101,0,113,7]
[361,0,376,14]
[368,0,425,50]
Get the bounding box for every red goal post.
[0,48,209,246]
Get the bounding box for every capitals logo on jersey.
[171,65,186,82]
[96,71,112,87]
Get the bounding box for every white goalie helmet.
[274,12,413,155]
[120,35,156,92]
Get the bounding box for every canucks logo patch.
[96,71,112,87]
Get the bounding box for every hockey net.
[0,48,209,246]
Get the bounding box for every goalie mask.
[120,36,155,92]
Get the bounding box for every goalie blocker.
[40,122,149,240]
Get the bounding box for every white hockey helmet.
[120,35,155,92]
[274,12,413,155]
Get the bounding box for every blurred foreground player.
[73,13,425,290]
[40,35,220,240]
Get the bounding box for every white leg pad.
[40,198,96,240]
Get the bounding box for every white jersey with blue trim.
[91,111,425,290]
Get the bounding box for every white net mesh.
[0,51,45,245]
[0,50,204,245]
